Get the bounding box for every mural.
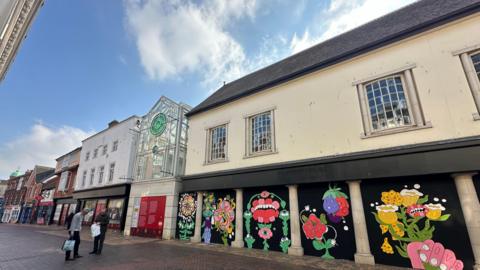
[298,183,355,260]
[244,189,291,253]
[177,193,196,240]
[363,176,474,269]
[201,190,236,245]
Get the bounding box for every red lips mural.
[251,197,280,223]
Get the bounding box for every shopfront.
[130,196,166,238]
[73,184,130,230]
[36,201,55,225]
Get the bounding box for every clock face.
[150,113,167,136]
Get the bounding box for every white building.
[73,116,140,230]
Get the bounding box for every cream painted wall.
[186,14,480,176]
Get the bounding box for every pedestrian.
[65,208,88,261]
[90,208,109,255]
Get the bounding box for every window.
[58,171,69,191]
[471,52,480,82]
[102,145,108,155]
[365,76,411,131]
[108,163,115,182]
[82,170,87,187]
[93,149,98,159]
[16,177,23,191]
[90,168,95,185]
[85,152,90,161]
[98,166,105,184]
[456,48,480,120]
[246,111,276,156]
[355,66,427,137]
[112,140,118,152]
[62,154,71,168]
[207,125,227,162]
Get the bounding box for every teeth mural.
[177,193,196,240]
[244,190,291,253]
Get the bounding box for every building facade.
[73,116,140,230]
[2,170,30,223]
[36,174,58,225]
[123,96,190,239]
[21,166,54,224]
[52,147,81,225]
[0,179,6,221]
[180,1,480,270]
[0,0,44,82]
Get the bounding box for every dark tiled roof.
[35,168,55,183]
[186,0,480,117]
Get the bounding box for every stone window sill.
[361,122,433,139]
[243,150,278,159]
[204,159,229,166]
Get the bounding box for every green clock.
[150,113,167,136]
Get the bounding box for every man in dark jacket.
[90,209,109,255]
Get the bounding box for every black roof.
[35,169,55,183]
[186,0,480,117]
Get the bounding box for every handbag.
[91,223,101,238]
[62,239,75,252]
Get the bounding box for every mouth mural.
[406,204,427,217]
[251,198,280,223]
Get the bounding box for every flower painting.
[177,193,196,240]
[201,191,236,245]
[371,185,451,259]
[300,186,351,259]
[244,190,291,253]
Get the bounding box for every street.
[0,224,319,270]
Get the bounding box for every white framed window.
[455,47,480,120]
[355,66,428,138]
[112,140,118,152]
[93,149,98,159]
[85,152,90,161]
[89,168,95,185]
[58,171,70,191]
[98,166,105,184]
[102,145,107,156]
[206,124,227,163]
[82,170,87,187]
[245,110,276,157]
[108,163,115,182]
[16,177,24,191]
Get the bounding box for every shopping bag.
[91,223,101,238]
[62,239,75,252]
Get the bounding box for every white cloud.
[290,0,418,54]
[124,0,258,89]
[0,123,94,179]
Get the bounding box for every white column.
[452,173,480,270]
[232,188,244,248]
[287,185,304,256]
[347,180,375,265]
[191,191,203,243]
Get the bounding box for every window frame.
[82,170,87,187]
[244,109,277,158]
[85,152,90,161]
[93,148,98,159]
[89,168,95,186]
[354,65,430,138]
[108,163,115,182]
[205,123,228,164]
[98,165,105,184]
[102,145,108,156]
[112,140,118,152]
[456,47,480,120]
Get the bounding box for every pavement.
[0,223,408,270]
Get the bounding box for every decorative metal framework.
[135,97,190,180]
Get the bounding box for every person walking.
[90,209,109,255]
[65,209,88,261]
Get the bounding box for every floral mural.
[368,180,468,269]
[300,186,351,259]
[244,190,291,253]
[177,193,196,240]
[201,191,236,245]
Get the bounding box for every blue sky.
[0,0,415,178]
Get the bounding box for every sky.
[0,0,416,179]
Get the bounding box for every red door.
[134,196,166,238]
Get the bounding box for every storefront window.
[83,200,97,223]
[107,199,124,226]
[53,204,63,222]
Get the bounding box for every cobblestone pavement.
[0,224,408,270]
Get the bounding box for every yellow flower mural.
[381,237,394,254]
[381,190,403,206]
[376,204,398,225]
[399,189,423,207]
[425,203,445,220]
